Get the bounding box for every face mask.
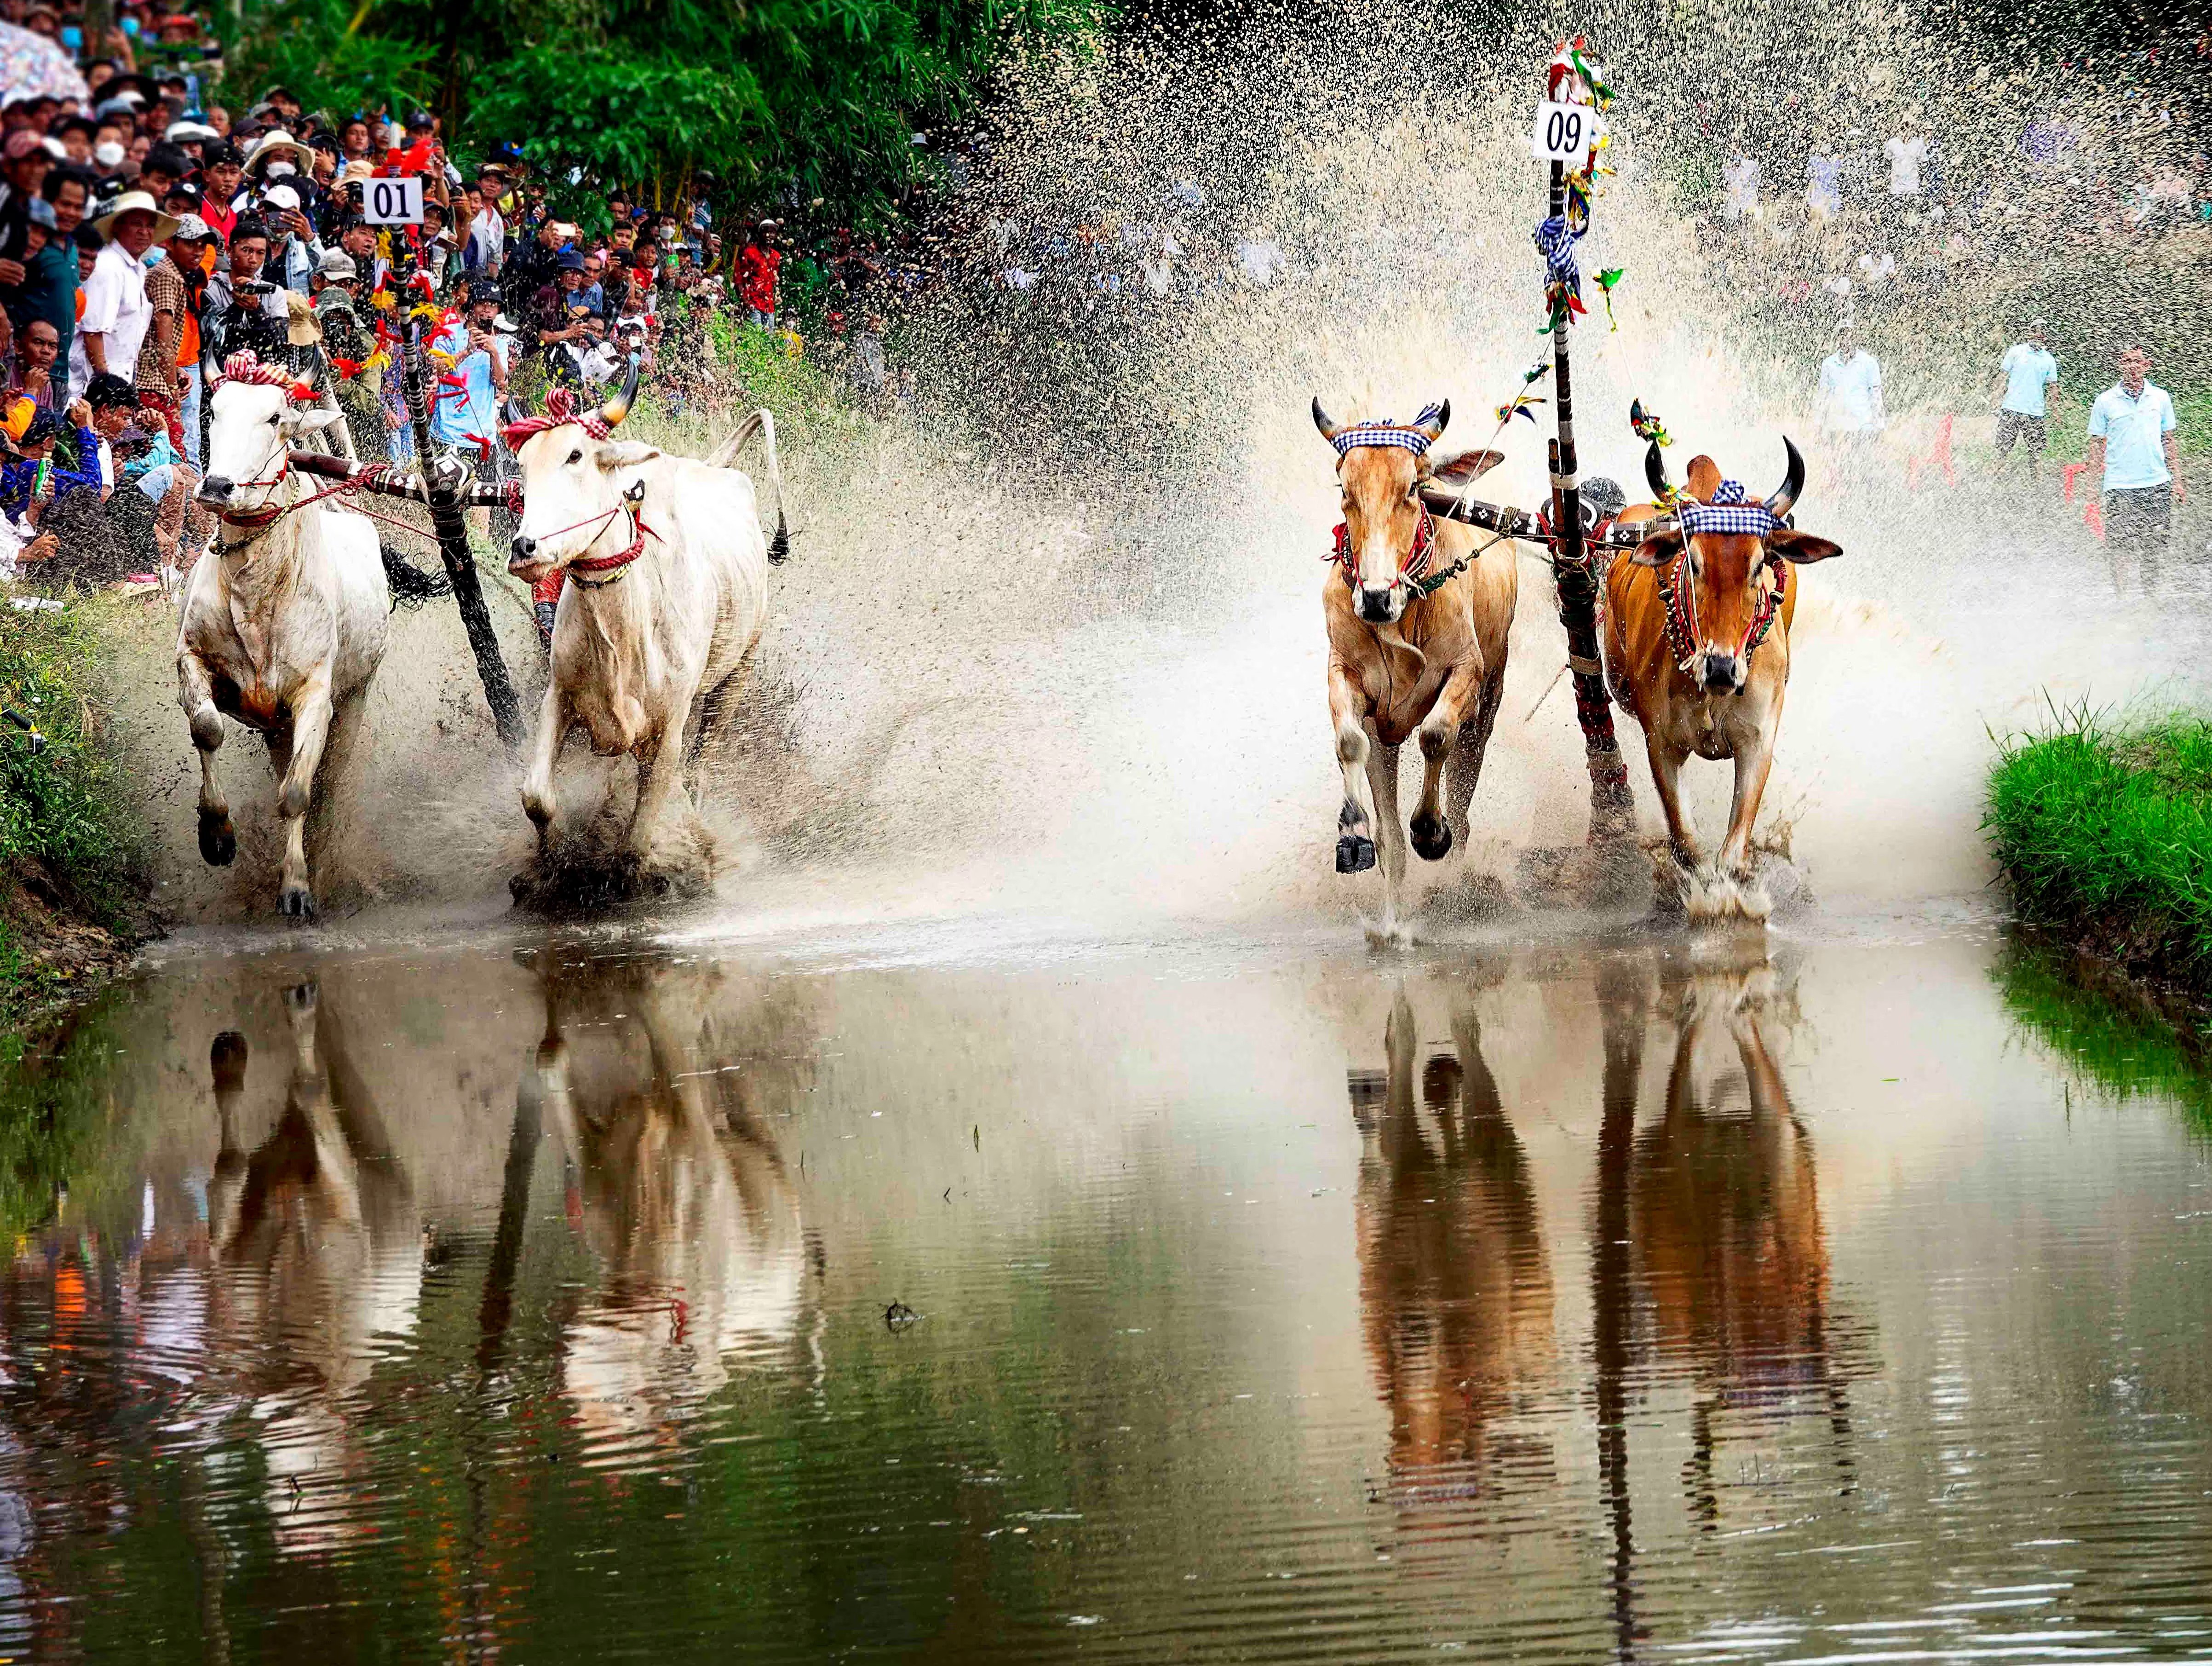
[120,15,139,33]
[59,25,80,47]
[93,142,124,168]
[264,160,296,178]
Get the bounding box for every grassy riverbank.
[1994,940,2212,1131]
[1986,709,2212,997]
[0,598,156,1029]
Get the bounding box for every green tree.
[215,0,1103,224]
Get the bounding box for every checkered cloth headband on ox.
[1675,478,1776,539]
[1330,404,1446,458]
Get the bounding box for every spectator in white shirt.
[1992,322,2059,474]
[2087,345,2186,585]
[1722,155,1762,222]
[1816,325,1885,483]
[1884,133,1928,196]
[468,163,507,278]
[75,191,168,391]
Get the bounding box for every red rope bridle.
[527,496,663,586]
[1327,506,1437,592]
[1657,542,1788,675]
[215,459,453,548]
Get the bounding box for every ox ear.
[1770,528,1842,564]
[593,440,661,470]
[1424,446,1505,488]
[1627,529,1683,568]
[284,405,344,437]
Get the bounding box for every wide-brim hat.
[285,290,322,346]
[242,129,316,176]
[92,191,180,242]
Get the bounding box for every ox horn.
[1764,435,1805,520]
[599,358,642,428]
[1312,396,1341,440]
[1644,440,1673,503]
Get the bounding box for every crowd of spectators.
[0,0,928,591]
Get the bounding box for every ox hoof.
[1409,812,1453,862]
[198,810,236,867]
[1336,834,1378,874]
[277,885,316,923]
[284,980,318,1017]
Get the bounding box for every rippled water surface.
[4,920,2211,1661]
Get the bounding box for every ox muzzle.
[1695,651,1745,695]
[1355,581,1404,625]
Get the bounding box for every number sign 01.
[1531,101,1603,167]
[361,174,425,225]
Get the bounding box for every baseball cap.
[260,182,301,211]
[170,212,213,241]
[3,130,46,162]
[24,197,56,230]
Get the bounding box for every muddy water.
[3,918,2210,1661]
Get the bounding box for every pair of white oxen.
[174,362,784,917]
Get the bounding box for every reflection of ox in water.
[1348,985,1554,1510]
[1312,400,1520,942]
[1607,441,1842,920]
[205,981,423,1550]
[1622,962,1854,1528]
[503,370,788,904]
[527,958,811,1453]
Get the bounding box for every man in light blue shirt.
[1993,322,2057,472]
[2087,345,2186,581]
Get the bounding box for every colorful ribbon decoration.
[1535,40,1624,337]
[1534,214,1586,334]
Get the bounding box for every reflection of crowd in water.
[0,958,815,1602]
[1350,951,1851,1551]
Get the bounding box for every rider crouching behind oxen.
[1313,399,1518,943]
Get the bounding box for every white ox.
[179,361,388,918]
[505,371,783,868]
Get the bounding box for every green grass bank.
[1994,941,2212,1132]
[1987,709,2212,997]
[0,598,156,1029]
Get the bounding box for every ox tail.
[709,408,791,565]
[380,541,453,611]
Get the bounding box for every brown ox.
[1314,399,1518,937]
[1605,440,1840,888]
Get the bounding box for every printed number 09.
[1547,109,1583,156]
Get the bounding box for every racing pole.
[401,314,523,755]
[1540,57,1636,845]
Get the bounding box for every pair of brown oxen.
[1314,398,1841,926]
